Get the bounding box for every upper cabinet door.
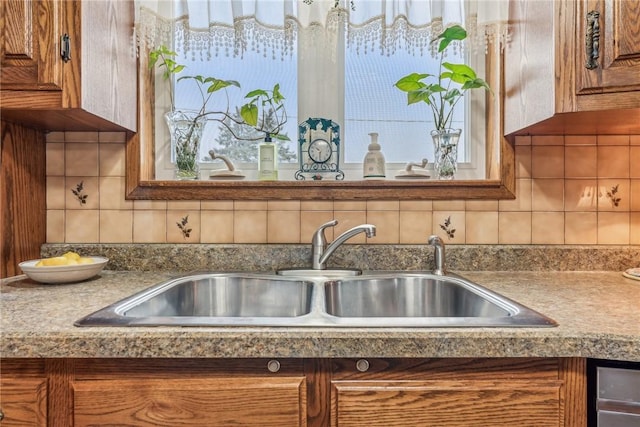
[0,0,63,90]
[576,0,640,96]
[0,0,137,132]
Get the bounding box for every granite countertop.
[2,270,639,361]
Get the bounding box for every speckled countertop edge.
[2,270,639,361]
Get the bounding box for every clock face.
[308,138,332,163]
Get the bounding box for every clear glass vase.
[164,110,206,180]
[431,128,461,180]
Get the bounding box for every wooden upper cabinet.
[576,0,640,98]
[0,0,137,132]
[504,0,640,136]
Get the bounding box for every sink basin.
[325,276,510,318]
[75,272,556,328]
[75,273,315,326]
[321,273,556,327]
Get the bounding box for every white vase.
[164,110,206,180]
[431,128,461,180]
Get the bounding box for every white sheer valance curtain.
[135,0,510,58]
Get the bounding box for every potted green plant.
[394,25,490,179]
[149,45,288,180]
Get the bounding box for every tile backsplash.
[45,132,640,245]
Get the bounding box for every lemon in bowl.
[20,252,109,284]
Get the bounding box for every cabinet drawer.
[73,377,307,426]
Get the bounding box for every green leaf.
[462,78,491,91]
[443,62,477,79]
[437,25,467,52]
[245,89,268,99]
[240,103,258,126]
[272,133,290,141]
[395,73,430,92]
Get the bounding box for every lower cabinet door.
[72,376,307,426]
[331,380,563,427]
[0,378,48,427]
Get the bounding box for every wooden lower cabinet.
[0,357,586,427]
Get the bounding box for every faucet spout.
[313,222,376,270]
[428,235,446,275]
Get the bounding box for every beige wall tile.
[565,146,596,178]
[499,178,532,212]
[99,210,133,243]
[432,211,465,244]
[399,200,433,211]
[98,132,126,143]
[233,210,267,243]
[201,200,234,210]
[597,180,629,211]
[46,131,65,143]
[631,180,640,212]
[46,143,65,176]
[565,212,597,244]
[65,177,99,210]
[99,143,126,177]
[367,200,399,211]
[46,210,65,243]
[65,143,99,177]
[598,212,630,244]
[65,210,99,243]
[598,146,630,178]
[532,179,564,211]
[631,213,640,245]
[46,177,66,210]
[334,200,366,211]
[631,147,640,179]
[268,200,301,211]
[565,135,596,145]
[498,212,531,244]
[200,211,234,243]
[332,211,367,243]
[515,145,532,178]
[301,200,334,211]
[597,135,629,145]
[532,212,565,244]
[366,211,399,243]
[167,200,201,210]
[167,211,201,243]
[466,211,498,244]
[133,210,167,243]
[267,210,301,243]
[564,179,597,211]
[399,211,433,244]
[433,200,465,211]
[99,177,134,210]
[234,201,267,210]
[300,211,336,242]
[465,200,499,211]
[631,135,640,145]
[134,200,167,210]
[64,131,99,143]
[532,135,563,145]
[531,146,564,178]
[514,135,531,146]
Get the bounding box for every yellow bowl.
[19,257,109,284]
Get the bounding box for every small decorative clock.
[295,117,344,180]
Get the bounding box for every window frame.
[126,32,515,200]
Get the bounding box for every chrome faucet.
[312,220,376,270]
[428,235,446,275]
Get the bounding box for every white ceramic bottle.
[363,132,386,179]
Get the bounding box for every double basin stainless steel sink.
[75,272,557,328]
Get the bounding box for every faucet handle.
[312,220,338,245]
